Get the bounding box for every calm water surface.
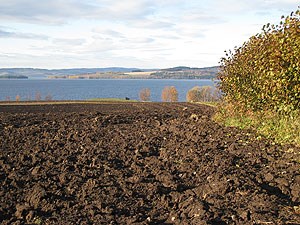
[0,79,216,102]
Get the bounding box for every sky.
[0,0,299,69]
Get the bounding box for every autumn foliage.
[186,86,220,102]
[218,9,300,114]
[161,86,178,102]
[15,95,20,102]
[139,88,151,101]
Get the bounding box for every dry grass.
[214,103,300,146]
[123,71,156,77]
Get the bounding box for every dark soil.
[0,102,299,225]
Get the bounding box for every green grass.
[195,101,218,107]
[87,98,138,102]
[214,106,300,146]
[0,99,138,105]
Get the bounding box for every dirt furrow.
[0,103,299,224]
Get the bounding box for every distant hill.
[163,66,219,72]
[0,67,147,78]
[162,66,192,71]
[156,66,219,79]
[0,66,219,79]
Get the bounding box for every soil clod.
[0,102,299,224]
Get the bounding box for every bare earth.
[0,102,299,224]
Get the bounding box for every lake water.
[0,79,217,102]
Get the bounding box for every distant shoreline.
[0,66,219,80]
[47,76,217,80]
[0,75,28,79]
[47,70,217,80]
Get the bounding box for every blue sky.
[0,0,299,69]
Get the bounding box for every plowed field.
[0,102,299,224]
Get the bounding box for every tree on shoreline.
[139,88,151,101]
[45,94,53,101]
[35,91,41,101]
[15,95,20,102]
[186,86,220,102]
[161,86,178,102]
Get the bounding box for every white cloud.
[92,28,125,39]
[0,29,48,40]
[0,0,96,24]
[0,0,156,24]
[52,38,86,46]
[133,19,175,30]
[0,0,299,68]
